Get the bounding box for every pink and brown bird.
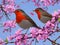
[34,8,52,23]
[14,9,39,29]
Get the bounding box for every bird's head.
[14,9,20,13]
[14,9,24,15]
[34,8,43,12]
[33,8,42,19]
[34,8,40,12]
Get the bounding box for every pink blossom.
[51,23,55,28]
[16,41,22,45]
[7,35,15,40]
[16,35,22,40]
[36,29,49,41]
[4,5,15,13]
[32,0,36,2]
[15,30,22,35]
[41,34,48,39]
[0,38,5,45]
[30,27,49,41]
[43,0,51,6]
[31,0,60,7]
[23,35,28,45]
[7,0,14,2]
[52,11,59,17]
[42,29,48,34]
[2,0,14,2]
[51,17,56,23]
[58,10,60,13]
[15,34,28,45]
[37,35,41,41]
[38,29,44,34]
[3,20,16,28]
[30,27,38,33]
[7,30,22,41]
[30,27,38,38]
[13,30,29,45]
[45,21,51,27]
[2,0,17,13]
[0,15,3,19]
[24,34,28,39]
[37,30,49,41]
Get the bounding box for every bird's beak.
[14,9,17,13]
[14,10,15,13]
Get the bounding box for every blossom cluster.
[7,30,29,45]
[3,20,16,28]
[2,0,15,13]
[1,0,18,13]
[27,0,60,7]
[6,10,60,45]
[7,27,54,45]
[0,38,5,45]
[30,27,53,41]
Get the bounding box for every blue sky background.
[0,0,60,45]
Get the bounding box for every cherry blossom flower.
[30,27,49,41]
[15,34,28,45]
[30,27,38,38]
[2,0,18,13]
[3,5,15,13]
[7,35,15,41]
[15,30,22,35]
[27,0,60,7]
[3,20,16,28]
[0,38,5,45]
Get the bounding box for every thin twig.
[47,38,60,45]
[0,5,10,20]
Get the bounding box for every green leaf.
[58,18,60,22]
[5,38,8,43]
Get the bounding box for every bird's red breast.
[34,9,41,19]
[14,10,27,23]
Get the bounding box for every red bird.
[34,8,52,23]
[14,8,52,29]
[14,9,39,29]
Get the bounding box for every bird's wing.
[39,8,52,18]
[40,15,51,23]
[39,8,52,23]
[18,20,35,29]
